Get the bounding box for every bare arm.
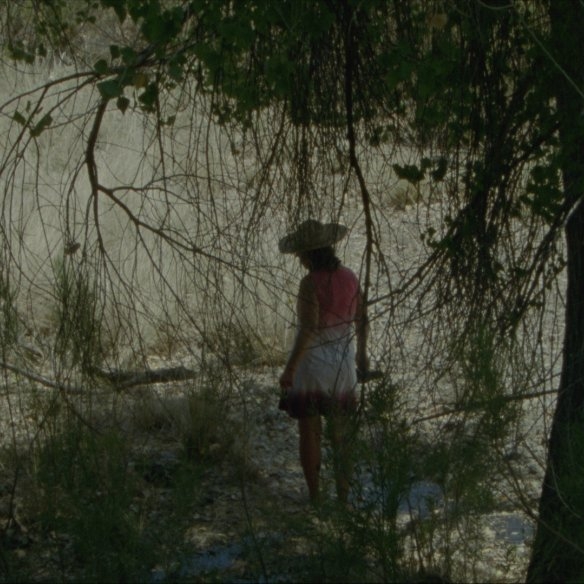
[355,287,370,373]
[279,275,319,388]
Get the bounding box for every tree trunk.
[527,1,584,580]
[527,209,584,582]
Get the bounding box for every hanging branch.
[343,3,374,309]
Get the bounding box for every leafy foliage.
[35,424,150,582]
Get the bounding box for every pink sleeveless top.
[290,266,360,397]
[310,267,359,330]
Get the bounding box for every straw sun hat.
[278,219,348,254]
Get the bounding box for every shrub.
[52,258,105,375]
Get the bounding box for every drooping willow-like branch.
[83,98,241,270]
[343,1,373,310]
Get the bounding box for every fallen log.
[90,366,198,389]
[1,361,197,392]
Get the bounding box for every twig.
[90,366,198,389]
[0,361,84,393]
[412,388,557,424]
[1,361,198,392]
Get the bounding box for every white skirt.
[291,330,357,397]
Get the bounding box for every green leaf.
[431,157,448,181]
[97,79,123,100]
[110,45,121,60]
[13,111,27,126]
[8,44,35,64]
[94,59,109,75]
[521,163,563,221]
[167,54,186,82]
[100,0,126,22]
[30,114,52,137]
[132,72,149,88]
[393,163,425,184]
[121,47,137,66]
[140,5,165,43]
[116,96,130,114]
[138,83,158,112]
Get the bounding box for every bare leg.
[298,416,322,502]
[328,414,354,505]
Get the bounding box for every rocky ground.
[0,365,536,582]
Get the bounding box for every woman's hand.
[356,351,370,374]
[279,367,294,389]
[355,286,370,375]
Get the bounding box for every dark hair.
[300,246,341,271]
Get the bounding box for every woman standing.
[278,219,369,504]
